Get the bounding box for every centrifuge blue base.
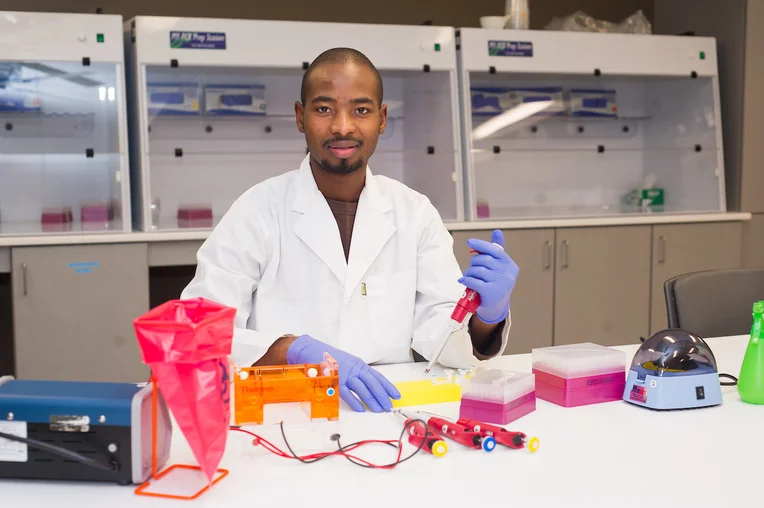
[623,370,722,410]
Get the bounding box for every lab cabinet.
[0,12,132,236]
[553,226,651,347]
[0,247,8,273]
[742,214,764,269]
[11,243,150,382]
[451,229,554,354]
[0,272,12,375]
[126,17,464,231]
[456,28,726,222]
[649,222,742,333]
[147,240,204,267]
[146,241,201,314]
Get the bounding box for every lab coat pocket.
[364,270,417,348]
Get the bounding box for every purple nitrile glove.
[458,229,519,324]
[286,335,401,413]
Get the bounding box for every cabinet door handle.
[658,236,666,264]
[543,240,552,270]
[561,240,569,269]
[21,262,28,296]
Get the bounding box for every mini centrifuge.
[623,329,722,410]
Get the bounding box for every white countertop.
[446,211,752,231]
[0,212,751,248]
[1,335,759,507]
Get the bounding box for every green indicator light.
[97,33,104,43]
[700,51,705,60]
[434,43,441,51]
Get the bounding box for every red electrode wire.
[229,419,426,469]
[230,427,397,467]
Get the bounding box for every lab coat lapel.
[344,166,396,299]
[292,156,347,285]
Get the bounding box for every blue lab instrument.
[0,376,172,484]
[623,330,722,410]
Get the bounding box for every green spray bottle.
[738,300,764,404]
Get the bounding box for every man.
[181,47,518,413]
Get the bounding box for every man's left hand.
[458,229,519,324]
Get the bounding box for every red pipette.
[402,410,496,451]
[396,413,448,458]
[456,418,527,449]
[427,414,495,451]
[397,410,495,452]
[417,411,541,453]
[425,242,500,374]
[424,289,481,374]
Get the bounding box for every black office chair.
[664,268,764,338]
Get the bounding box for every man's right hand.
[286,335,401,412]
[251,334,299,367]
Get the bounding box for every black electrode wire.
[0,430,117,472]
[719,373,738,386]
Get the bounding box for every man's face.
[296,62,387,175]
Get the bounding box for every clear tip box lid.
[532,342,626,379]
[461,368,535,404]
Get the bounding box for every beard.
[317,156,365,175]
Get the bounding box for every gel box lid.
[461,369,535,404]
[532,342,626,379]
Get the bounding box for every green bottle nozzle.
[738,301,764,405]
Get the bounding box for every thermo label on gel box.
[0,421,27,462]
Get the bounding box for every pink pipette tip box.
[177,205,213,228]
[41,223,73,232]
[41,206,73,224]
[460,391,536,425]
[458,369,535,425]
[177,205,213,220]
[80,202,111,223]
[476,201,490,218]
[532,342,626,408]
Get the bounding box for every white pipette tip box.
[531,342,626,408]
[459,369,535,425]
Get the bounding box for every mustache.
[323,136,363,147]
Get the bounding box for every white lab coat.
[181,154,510,368]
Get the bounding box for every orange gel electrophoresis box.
[233,353,340,425]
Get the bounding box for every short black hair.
[300,47,383,106]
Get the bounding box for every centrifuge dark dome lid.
[630,329,718,376]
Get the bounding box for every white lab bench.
[0,211,751,382]
[0,335,758,507]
